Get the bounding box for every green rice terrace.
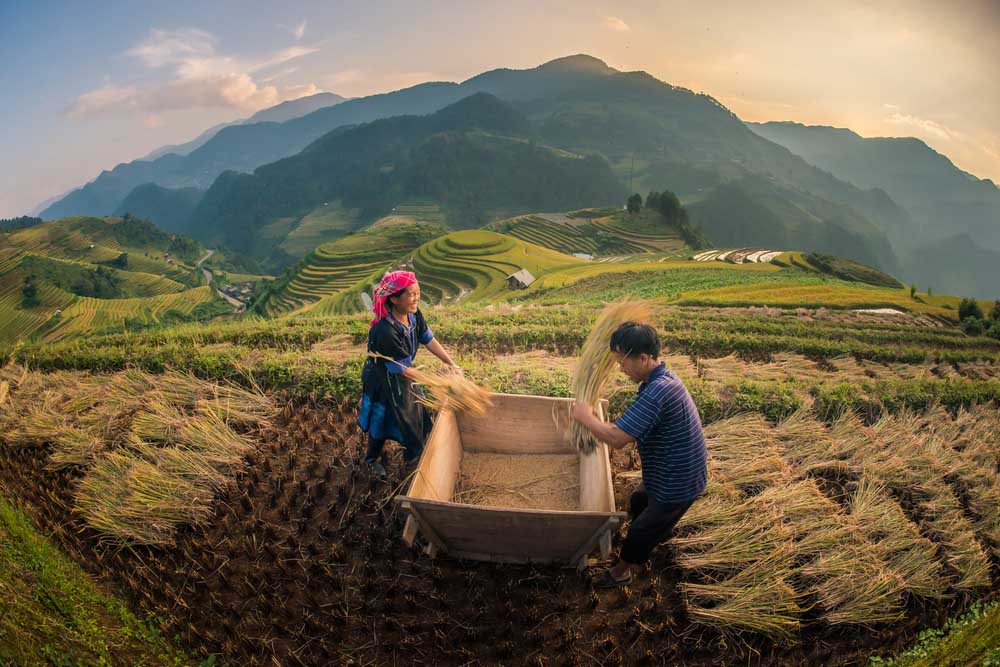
[2,213,1000,666]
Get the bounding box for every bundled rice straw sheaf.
[849,475,947,599]
[0,364,275,545]
[702,413,792,492]
[866,413,992,592]
[921,405,1000,558]
[680,548,803,642]
[571,299,653,453]
[369,353,492,415]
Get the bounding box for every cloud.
[67,28,323,117]
[260,67,298,83]
[65,84,140,116]
[279,20,307,40]
[143,114,165,129]
[885,112,955,140]
[605,16,630,32]
[127,28,216,68]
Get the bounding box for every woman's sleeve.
[371,324,411,375]
[416,309,434,345]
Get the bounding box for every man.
[571,322,707,588]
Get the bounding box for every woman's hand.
[447,363,464,377]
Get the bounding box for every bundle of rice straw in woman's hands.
[571,299,653,452]
[370,353,492,415]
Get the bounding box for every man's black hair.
[609,321,660,358]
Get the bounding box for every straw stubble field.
[1,352,999,665]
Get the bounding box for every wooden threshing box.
[396,393,625,566]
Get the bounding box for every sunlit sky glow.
[1,0,997,217]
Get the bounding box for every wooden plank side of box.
[407,408,462,502]
[399,497,623,562]
[456,393,577,455]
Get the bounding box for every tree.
[626,193,642,214]
[21,275,39,307]
[989,300,1000,323]
[958,297,984,322]
[909,284,917,299]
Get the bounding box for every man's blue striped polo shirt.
[614,362,707,504]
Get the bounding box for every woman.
[358,270,461,478]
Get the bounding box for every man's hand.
[571,401,595,424]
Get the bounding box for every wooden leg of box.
[570,518,616,566]
[402,515,418,547]
[599,529,612,559]
[408,504,448,556]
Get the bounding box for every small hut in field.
[506,268,535,290]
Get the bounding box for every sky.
[1,0,998,218]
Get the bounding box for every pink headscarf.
[371,270,418,326]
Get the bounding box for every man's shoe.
[594,569,633,589]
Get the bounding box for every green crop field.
[279,201,363,257]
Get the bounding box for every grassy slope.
[869,600,1000,666]
[278,200,363,257]
[0,495,192,666]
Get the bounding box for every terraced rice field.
[390,201,446,224]
[694,248,783,263]
[493,212,685,257]
[41,286,217,342]
[263,222,444,317]
[410,230,580,303]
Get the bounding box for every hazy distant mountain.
[245,92,349,124]
[113,183,205,233]
[141,92,350,162]
[45,54,906,276]
[748,122,1000,250]
[184,93,625,263]
[687,174,896,272]
[140,121,236,162]
[909,234,1000,299]
[749,121,1000,296]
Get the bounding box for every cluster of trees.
[958,298,1000,339]
[21,276,39,307]
[1,216,42,232]
[625,189,707,248]
[111,214,201,263]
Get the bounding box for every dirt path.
[195,249,244,311]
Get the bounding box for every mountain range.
[37,55,999,297]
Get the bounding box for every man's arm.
[571,403,635,450]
